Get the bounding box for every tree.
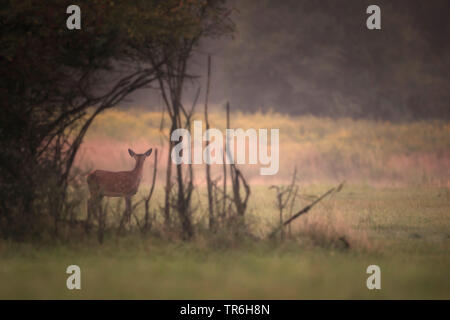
[147,0,234,239]
[0,0,232,239]
[213,0,450,119]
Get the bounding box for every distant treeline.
[189,0,450,121]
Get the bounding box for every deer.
[86,148,153,233]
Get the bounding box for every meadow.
[79,109,450,186]
[0,109,449,299]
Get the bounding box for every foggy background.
[125,0,450,121]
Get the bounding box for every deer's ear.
[144,148,153,157]
[128,149,136,157]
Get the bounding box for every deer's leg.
[125,196,132,224]
[86,194,102,234]
[118,196,132,235]
[97,196,106,244]
[86,197,94,234]
[95,196,103,220]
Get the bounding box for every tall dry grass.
[77,109,450,187]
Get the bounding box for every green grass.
[1,185,449,299]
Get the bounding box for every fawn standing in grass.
[86,148,153,232]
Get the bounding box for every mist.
[126,0,450,121]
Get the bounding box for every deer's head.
[128,148,153,167]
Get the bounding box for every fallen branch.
[268,182,345,239]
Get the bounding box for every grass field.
[0,110,449,299]
[0,185,449,299]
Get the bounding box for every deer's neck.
[132,159,145,180]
